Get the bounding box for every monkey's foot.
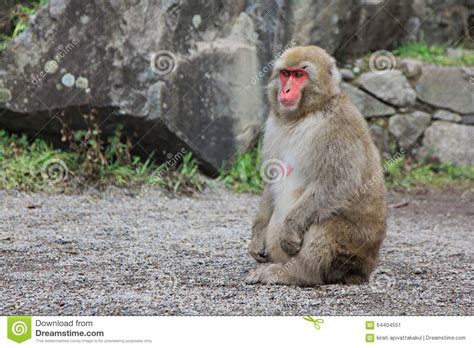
[248,235,270,263]
[245,264,287,285]
[248,244,269,263]
[280,230,303,256]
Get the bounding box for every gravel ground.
[0,186,472,315]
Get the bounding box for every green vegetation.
[1,129,472,194]
[0,128,205,194]
[219,144,474,193]
[219,140,264,193]
[393,41,474,66]
[384,157,474,189]
[0,0,48,52]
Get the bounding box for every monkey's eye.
[294,71,303,78]
[281,70,290,77]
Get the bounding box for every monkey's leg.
[245,225,326,286]
[249,185,274,263]
[246,218,382,286]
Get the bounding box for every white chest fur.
[263,114,324,223]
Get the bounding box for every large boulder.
[0,0,264,173]
[409,1,473,45]
[415,67,474,115]
[341,82,395,118]
[359,70,417,107]
[388,111,431,149]
[421,121,474,166]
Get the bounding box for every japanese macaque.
[246,45,386,286]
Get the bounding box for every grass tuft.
[384,157,474,189]
[0,0,49,53]
[219,140,265,193]
[0,128,205,195]
[393,41,474,66]
[219,142,474,193]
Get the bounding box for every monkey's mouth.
[280,98,299,108]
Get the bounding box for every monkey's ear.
[328,58,341,93]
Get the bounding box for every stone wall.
[340,56,474,166]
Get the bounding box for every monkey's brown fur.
[246,46,386,286]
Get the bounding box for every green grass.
[384,157,474,189]
[0,0,48,53]
[0,129,205,194]
[219,140,265,193]
[1,129,472,194]
[393,41,474,66]
[219,143,474,193]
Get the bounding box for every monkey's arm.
[249,185,274,262]
[281,134,365,255]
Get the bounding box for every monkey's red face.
[279,68,308,108]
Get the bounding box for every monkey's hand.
[248,231,269,263]
[280,218,304,256]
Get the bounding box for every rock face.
[359,70,417,106]
[0,0,264,173]
[388,111,431,149]
[422,122,474,166]
[341,83,395,118]
[415,67,474,115]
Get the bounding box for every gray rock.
[410,1,471,44]
[415,67,474,114]
[369,124,390,159]
[388,111,431,149]
[461,115,474,125]
[341,83,395,118]
[359,70,417,106]
[398,58,423,78]
[422,122,474,166]
[433,110,462,123]
[339,68,355,81]
[0,1,264,172]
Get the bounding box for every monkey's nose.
[258,249,268,258]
